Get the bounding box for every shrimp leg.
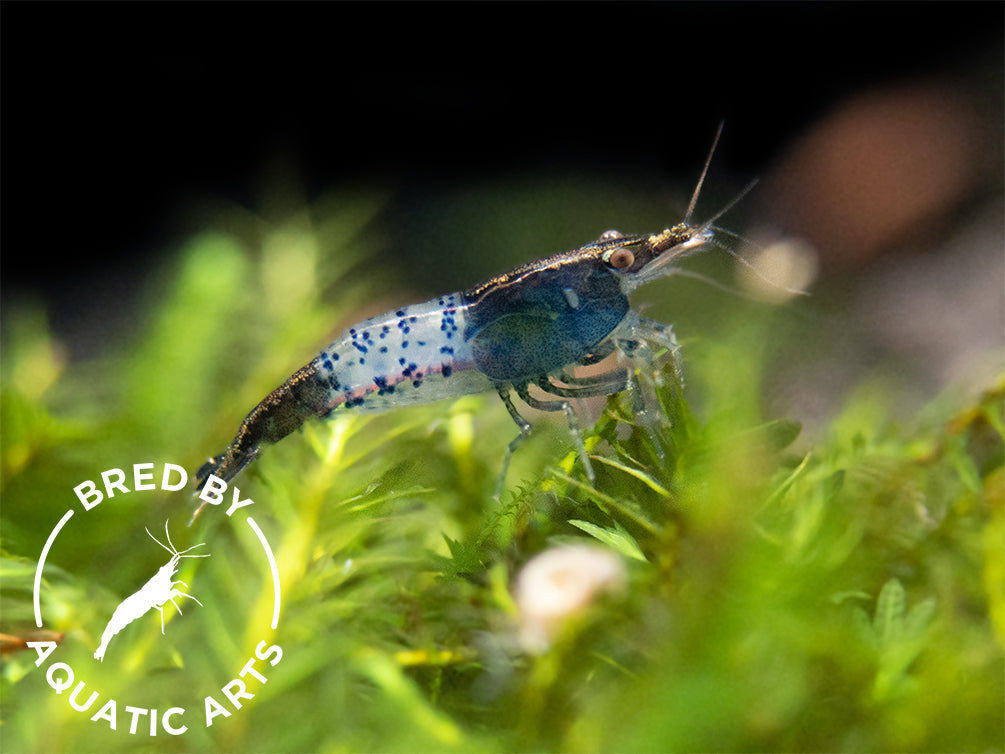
[514,383,595,484]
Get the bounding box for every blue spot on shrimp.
[193,125,762,509]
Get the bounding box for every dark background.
[3,2,1002,346]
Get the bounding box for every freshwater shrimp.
[195,126,747,503]
[93,522,209,662]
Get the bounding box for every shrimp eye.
[598,229,624,241]
[603,247,635,270]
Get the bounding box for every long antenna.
[146,526,174,556]
[145,522,210,557]
[697,177,760,231]
[684,120,724,225]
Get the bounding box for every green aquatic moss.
[1,192,1002,753]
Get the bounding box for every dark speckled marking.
[373,376,396,396]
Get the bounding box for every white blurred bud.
[737,236,819,303]
[515,545,627,654]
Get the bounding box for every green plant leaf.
[568,520,648,562]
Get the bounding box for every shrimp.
[93,521,209,662]
[194,125,749,503]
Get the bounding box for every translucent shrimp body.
[195,128,736,498]
[195,221,716,494]
[313,295,493,415]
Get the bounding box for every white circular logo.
[29,461,284,738]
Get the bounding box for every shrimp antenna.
[678,132,811,299]
[145,522,210,558]
[146,526,173,555]
[696,177,760,233]
[684,120,724,225]
[705,224,812,298]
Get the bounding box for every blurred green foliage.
[1,184,1002,753]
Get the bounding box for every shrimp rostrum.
[196,129,739,500]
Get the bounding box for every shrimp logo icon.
[93,522,210,662]
[28,461,285,739]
